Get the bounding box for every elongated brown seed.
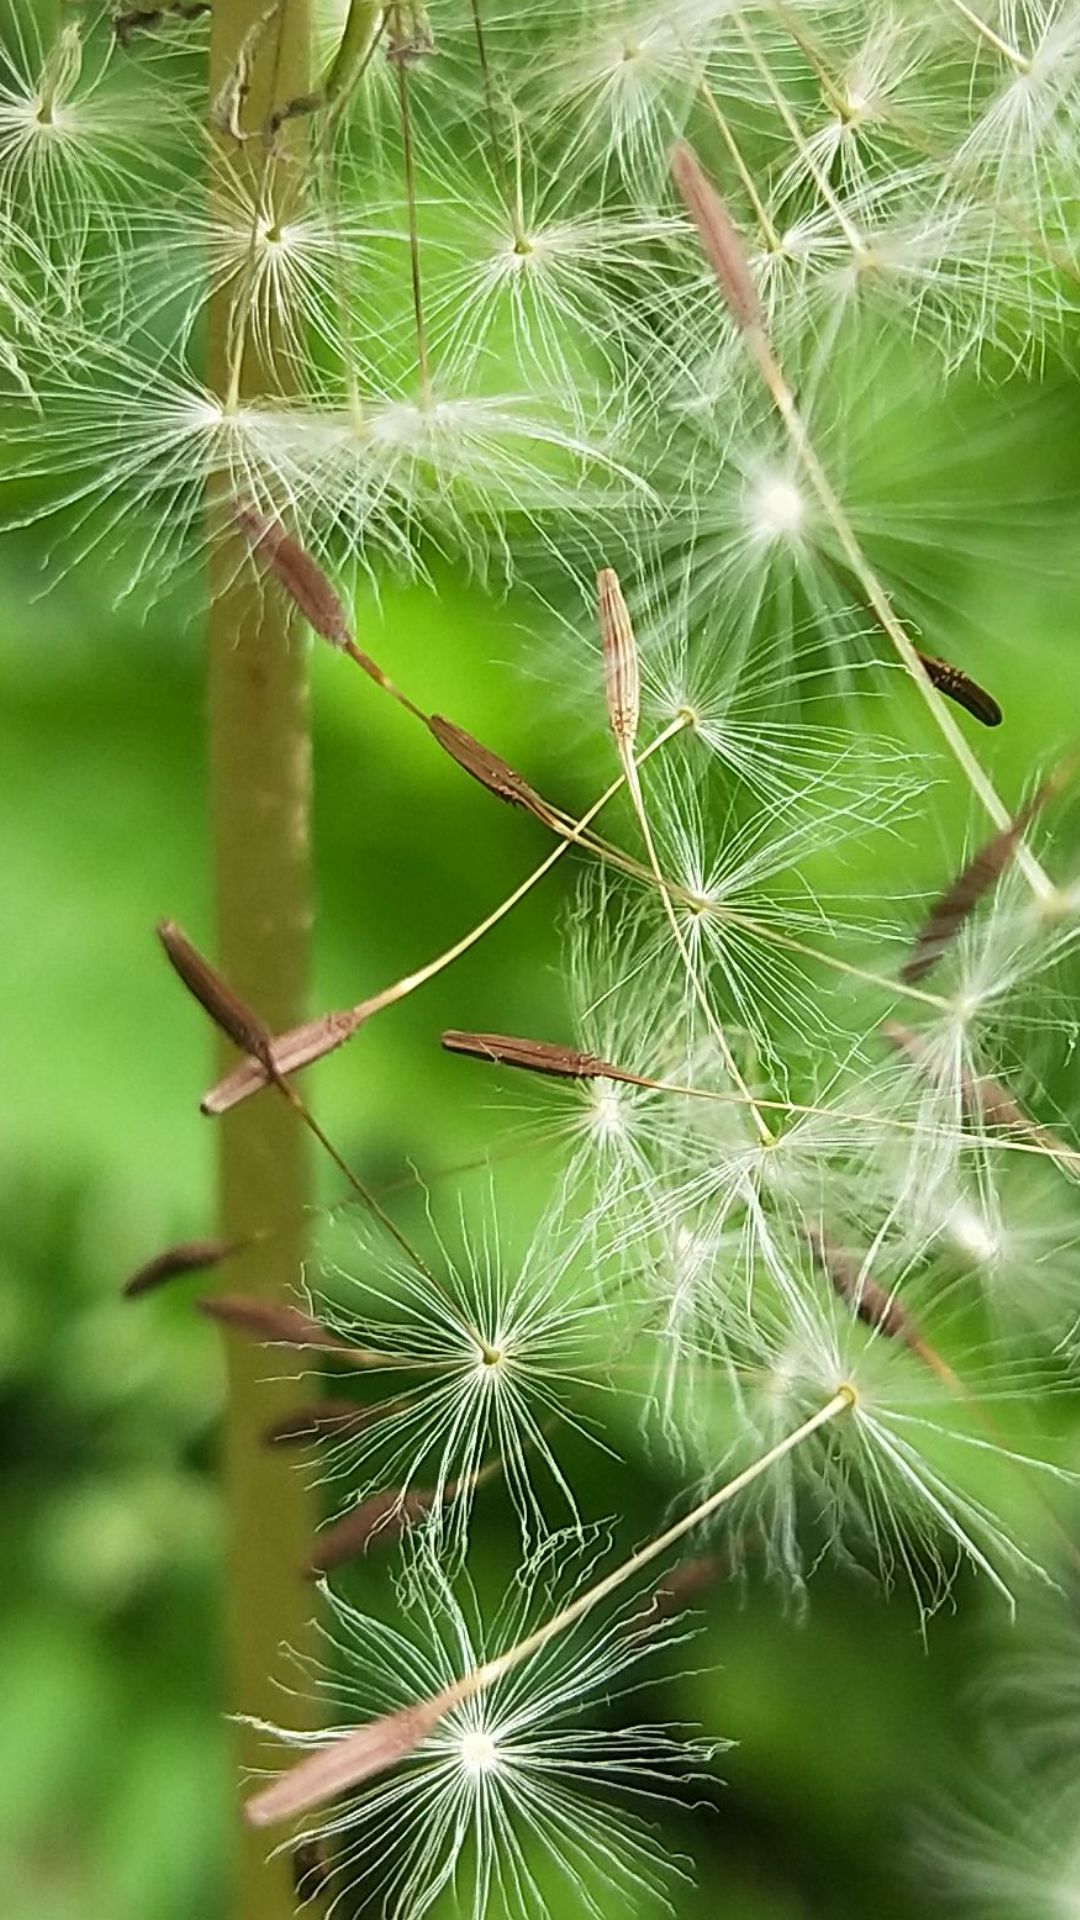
[806,1226,914,1347]
[597,567,639,751]
[246,1688,457,1827]
[197,1294,337,1347]
[900,782,1051,985]
[884,1021,1076,1162]
[123,1237,236,1299]
[201,1007,361,1114]
[669,142,765,341]
[427,714,546,815]
[157,920,274,1067]
[234,505,352,647]
[916,652,1002,729]
[442,1029,642,1083]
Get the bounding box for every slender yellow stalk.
[471,1386,855,1691]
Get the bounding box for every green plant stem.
[207,3,315,1917]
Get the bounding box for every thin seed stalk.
[471,1387,854,1692]
[207,3,317,1917]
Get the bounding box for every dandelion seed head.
[250,1546,723,1915]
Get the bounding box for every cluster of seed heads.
[9,0,1080,1913]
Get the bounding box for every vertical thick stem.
[207,4,314,1918]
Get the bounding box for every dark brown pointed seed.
[806,1227,914,1346]
[441,1029,643,1083]
[245,1688,457,1827]
[305,1486,435,1576]
[157,920,275,1067]
[427,714,546,815]
[234,505,352,647]
[916,653,1002,728]
[201,1007,361,1114]
[669,142,765,341]
[123,1237,237,1299]
[197,1293,337,1347]
[900,781,1053,985]
[808,1222,959,1389]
